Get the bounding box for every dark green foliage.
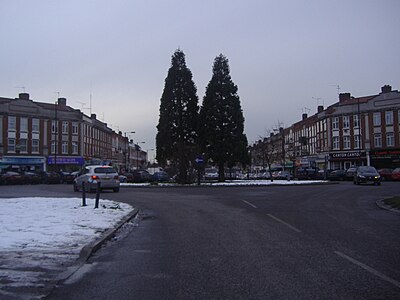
[156,50,199,183]
[199,54,249,181]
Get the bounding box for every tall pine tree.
[156,49,199,183]
[199,54,249,181]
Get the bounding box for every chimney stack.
[317,105,324,113]
[302,113,308,120]
[339,93,351,102]
[91,113,97,119]
[58,98,67,106]
[18,93,30,100]
[381,85,392,93]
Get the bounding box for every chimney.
[381,85,392,93]
[302,113,308,120]
[91,113,96,119]
[58,98,67,106]
[18,93,30,100]
[339,93,351,102]
[317,105,324,113]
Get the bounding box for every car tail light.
[91,175,99,180]
[114,175,119,180]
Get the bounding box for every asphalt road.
[4,182,400,299]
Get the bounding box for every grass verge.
[383,196,400,209]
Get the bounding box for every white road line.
[334,251,400,289]
[267,214,302,233]
[242,200,257,209]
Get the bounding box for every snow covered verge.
[0,197,133,300]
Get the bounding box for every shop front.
[0,156,46,172]
[370,149,400,169]
[329,151,367,170]
[47,156,85,172]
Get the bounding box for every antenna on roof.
[329,84,341,96]
[302,107,311,114]
[312,97,324,106]
[15,86,26,93]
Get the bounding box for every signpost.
[195,155,204,185]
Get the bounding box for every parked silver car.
[73,165,120,192]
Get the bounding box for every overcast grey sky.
[1,0,400,156]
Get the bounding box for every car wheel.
[113,187,120,193]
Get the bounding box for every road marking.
[334,251,400,289]
[267,214,302,233]
[242,200,257,208]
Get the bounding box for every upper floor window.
[32,139,39,153]
[332,117,339,130]
[72,122,78,135]
[62,141,68,154]
[385,111,393,125]
[386,132,394,147]
[353,115,360,128]
[343,116,350,129]
[8,138,16,152]
[374,133,382,148]
[332,136,340,150]
[62,121,69,134]
[32,119,39,133]
[8,116,16,131]
[354,135,361,149]
[19,139,27,152]
[20,118,28,132]
[72,142,78,154]
[373,112,381,126]
[343,136,350,149]
[51,120,58,134]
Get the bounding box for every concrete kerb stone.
[55,208,140,283]
[376,199,400,215]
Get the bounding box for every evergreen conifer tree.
[199,54,249,181]
[156,50,199,183]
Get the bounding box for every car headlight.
[374,176,379,179]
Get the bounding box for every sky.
[1,0,400,158]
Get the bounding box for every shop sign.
[2,156,45,165]
[329,151,366,160]
[370,149,400,159]
[47,156,85,165]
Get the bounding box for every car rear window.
[94,167,117,174]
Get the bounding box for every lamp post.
[136,142,145,170]
[124,131,135,172]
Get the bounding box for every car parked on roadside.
[21,171,41,184]
[392,168,400,181]
[39,171,62,184]
[353,166,381,185]
[152,171,171,182]
[1,171,24,185]
[327,169,347,181]
[131,170,153,183]
[59,171,75,184]
[345,166,358,181]
[73,165,120,192]
[378,168,393,181]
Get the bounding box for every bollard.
[82,182,87,206]
[94,181,101,209]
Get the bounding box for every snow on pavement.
[0,197,133,299]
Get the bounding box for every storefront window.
[374,133,382,148]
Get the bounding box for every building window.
[8,138,16,152]
[62,141,68,154]
[72,122,78,135]
[374,133,382,148]
[8,116,16,131]
[51,141,57,154]
[62,121,69,134]
[385,111,393,125]
[386,132,394,147]
[72,142,78,154]
[353,115,360,128]
[19,139,27,153]
[332,117,339,130]
[333,136,340,150]
[373,112,381,126]
[343,116,350,129]
[32,140,39,153]
[32,119,39,132]
[20,118,28,132]
[51,120,58,133]
[354,135,361,149]
[343,136,350,149]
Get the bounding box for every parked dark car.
[39,171,62,184]
[353,166,381,185]
[120,172,134,183]
[296,168,319,180]
[328,169,347,181]
[132,170,153,183]
[152,171,171,182]
[274,170,293,180]
[2,171,24,185]
[345,167,357,181]
[378,168,393,181]
[21,171,41,184]
[59,172,75,184]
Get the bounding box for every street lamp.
[135,142,145,170]
[124,131,135,171]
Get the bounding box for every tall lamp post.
[136,142,145,170]
[124,131,135,172]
